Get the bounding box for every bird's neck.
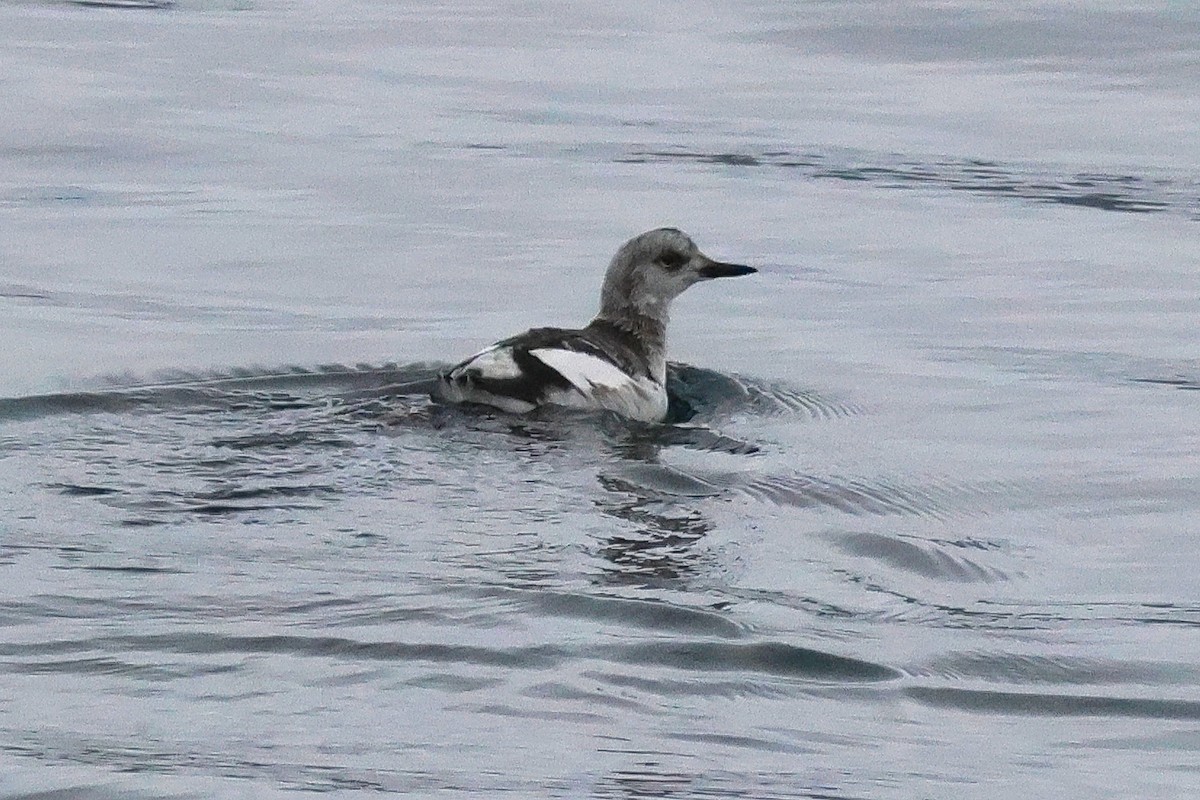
[601,284,672,321]
[591,312,668,382]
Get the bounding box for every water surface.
[2,1,1199,798]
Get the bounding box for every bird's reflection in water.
[587,408,746,588]
[593,474,716,586]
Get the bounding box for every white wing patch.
[529,348,635,391]
[438,344,537,412]
[530,347,667,421]
[438,342,668,422]
[449,344,521,380]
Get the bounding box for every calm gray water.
[2,1,1200,797]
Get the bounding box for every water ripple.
[907,686,1200,719]
[829,531,1008,582]
[920,650,1200,686]
[734,473,956,518]
[1,633,896,683]
[510,589,746,638]
[667,364,858,422]
[608,640,900,682]
[616,148,1200,219]
[0,362,840,425]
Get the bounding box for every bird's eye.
[658,251,687,270]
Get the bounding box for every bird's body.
[437,319,669,421]
[434,228,755,423]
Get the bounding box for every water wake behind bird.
[1,361,981,528]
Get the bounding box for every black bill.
[698,259,757,279]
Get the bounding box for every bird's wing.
[442,328,665,419]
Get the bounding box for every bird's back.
[435,321,668,422]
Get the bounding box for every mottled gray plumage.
[434,228,756,422]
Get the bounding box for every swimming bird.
[434,228,756,422]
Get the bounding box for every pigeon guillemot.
[434,228,756,422]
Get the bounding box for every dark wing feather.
[513,322,654,379]
[440,323,654,408]
[440,328,594,406]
